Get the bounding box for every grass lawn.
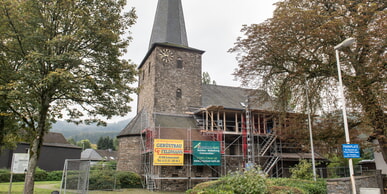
[0,181,61,194]
[0,182,185,194]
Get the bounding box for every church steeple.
[149,0,188,49]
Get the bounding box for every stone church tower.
[137,0,204,119]
[117,0,204,173]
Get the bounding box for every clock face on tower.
[158,48,174,63]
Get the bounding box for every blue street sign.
[342,144,360,158]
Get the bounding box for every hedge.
[0,167,142,190]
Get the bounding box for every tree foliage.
[290,159,316,180]
[97,136,115,150]
[77,139,92,150]
[67,138,76,145]
[0,0,137,193]
[202,72,217,85]
[230,0,386,161]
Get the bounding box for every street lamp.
[304,77,316,181]
[334,37,356,194]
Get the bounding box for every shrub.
[268,185,304,194]
[188,170,327,194]
[269,178,326,194]
[88,169,116,190]
[46,170,63,181]
[34,167,48,181]
[188,167,268,194]
[0,169,11,182]
[289,160,316,180]
[13,173,25,182]
[0,168,50,182]
[115,171,142,188]
[87,169,142,190]
[223,168,268,194]
[63,173,86,190]
[187,180,230,194]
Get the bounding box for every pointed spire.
[149,0,188,49]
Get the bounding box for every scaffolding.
[138,106,303,191]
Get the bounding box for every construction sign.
[192,141,221,166]
[342,144,360,158]
[153,139,184,166]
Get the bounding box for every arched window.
[176,58,183,68]
[176,88,182,98]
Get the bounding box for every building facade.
[117,0,327,191]
[0,132,81,171]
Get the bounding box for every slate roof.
[117,110,148,137]
[202,84,275,111]
[81,149,117,161]
[149,0,188,49]
[81,149,103,161]
[118,112,198,137]
[42,132,80,149]
[154,113,197,129]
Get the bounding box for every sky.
[111,0,279,122]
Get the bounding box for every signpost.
[192,141,221,166]
[342,144,360,158]
[9,153,29,194]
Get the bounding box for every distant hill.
[51,119,131,143]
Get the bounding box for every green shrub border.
[187,172,327,194]
[0,167,142,190]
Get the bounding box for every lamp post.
[304,77,316,181]
[334,37,356,194]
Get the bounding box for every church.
[117,0,327,191]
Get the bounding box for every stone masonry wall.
[137,45,202,116]
[153,46,202,114]
[116,136,142,174]
[137,50,156,116]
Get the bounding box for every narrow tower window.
[177,58,183,68]
[176,88,182,98]
[142,70,144,80]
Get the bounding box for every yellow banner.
[153,139,184,166]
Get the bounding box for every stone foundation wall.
[326,170,383,194]
[155,160,217,191]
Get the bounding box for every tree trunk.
[23,136,41,194]
[23,100,50,194]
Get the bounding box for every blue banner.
[342,144,360,158]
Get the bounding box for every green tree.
[67,138,76,145]
[113,137,119,151]
[230,0,386,162]
[0,96,20,152]
[97,136,115,150]
[202,72,217,85]
[0,0,137,193]
[77,139,92,150]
